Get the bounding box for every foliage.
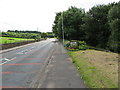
[0,37,34,44]
[78,41,87,50]
[107,2,120,52]
[65,40,87,50]
[65,41,70,48]
[83,4,115,48]
[1,31,40,40]
[53,2,119,52]
[41,32,47,38]
[52,12,63,38]
[1,30,55,41]
[7,30,41,34]
[46,32,55,38]
[52,6,85,40]
[41,32,55,38]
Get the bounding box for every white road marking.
[1,41,52,65]
[16,42,51,55]
[0,58,10,65]
[16,49,29,54]
[11,57,16,60]
[0,57,16,65]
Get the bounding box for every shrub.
[65,40,88,50]
[78,41,88,50]
[65,41,70,48]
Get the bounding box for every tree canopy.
[52,2,120,52]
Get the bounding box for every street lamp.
[62,12,65,46]
[37,26,41,40]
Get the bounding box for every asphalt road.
[1,38,86,88]
[1,38,56,88]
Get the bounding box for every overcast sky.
[0,0,119,32]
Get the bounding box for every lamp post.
[62,12,65,46]
[37,27,41,40]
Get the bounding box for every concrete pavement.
[38,42,87,88]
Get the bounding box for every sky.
[0,0,119,32]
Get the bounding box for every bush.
[78,41,88,50]
[65,41,70,47]
[65,40,88,50]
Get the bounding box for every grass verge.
[68,49,118,88]
[0,37,34,44]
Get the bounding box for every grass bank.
[0,37,34,44]
[68,49,118,88]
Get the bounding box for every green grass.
[0,37,34,44]
[68,50,118,88]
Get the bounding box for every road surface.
[1,38,86,88]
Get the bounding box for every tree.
[107,2,120,52]
[52,12,62,39]
[83,4,113,48]
[52,2,119,52]
[47,32,54,38]
[63,7,85,40]
[41,32,47,38]
[52,7,85,40]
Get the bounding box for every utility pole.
[37,27,38,31]
[62,12,65,46]
[37,27,41,39]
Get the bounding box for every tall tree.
[83,4,113,48]
[52,6,85,40]
[52,12,62,39]
[107,2,120,52]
